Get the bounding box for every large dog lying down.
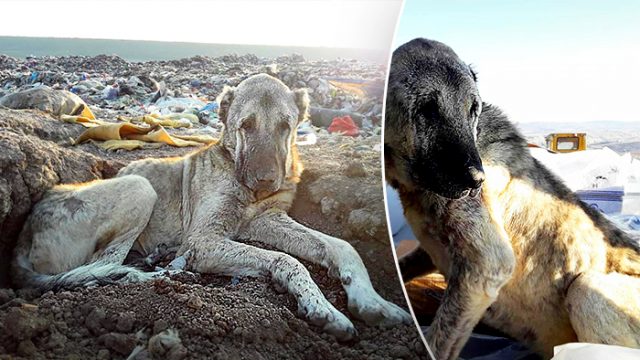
[385,38,640,359]
[12,74,411,340]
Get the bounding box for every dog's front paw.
[298,298,357,341]
[347,286,412,326]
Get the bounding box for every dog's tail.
[11,223,147,292]
[11,255,146,292]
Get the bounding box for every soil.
[0,109,428,359]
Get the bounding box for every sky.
[0,0,401,51]
[395,0,640,123]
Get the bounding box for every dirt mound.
[0,259,426,359]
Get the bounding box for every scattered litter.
[0,53,385,151]
[73,123,213,150]
[296,122,318,145]
[328,115,359,137]
[0,86,96,119]
[530,147,640,214]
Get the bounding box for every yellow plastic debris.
[97,140,164,151]
[73,122,211,150]
[117,114,194,128]
[79,104,96,120]
[172,134,218,144]
[129,126,202,147]
[60,114,108,128]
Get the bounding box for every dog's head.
[385,38,484,199]
[217,74,309,195]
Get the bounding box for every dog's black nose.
[468,166,485,189]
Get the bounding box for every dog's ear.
[216,86,235,124]
[293,88,309,123]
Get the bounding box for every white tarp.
[530,147,640,192]
[552,343,640,360]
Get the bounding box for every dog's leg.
[425,198,515,360]
[16,175,159,289]
[565,271,640,347]
[26,175,155,272]
[238,210,412,326]
[182,236,357,340]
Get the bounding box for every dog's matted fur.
[385,38,640,359]
[12,74,411,340]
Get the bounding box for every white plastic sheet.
[530,147,640,192]
[552,343,640,360]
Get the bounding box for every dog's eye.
[278,121,291,133]
[416,98,439,121]
[240,117,256,131]
[470,101,479,118]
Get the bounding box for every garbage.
[102,85,119,100]
[328,115,359,137]
[0,52,385,151]
[73,123,215,150]
[552,342,640,360]
[530,147,640,214]
[0,86,96,119]
[309,106,364,128]
[152,96,206,115]
[296,122,318,146]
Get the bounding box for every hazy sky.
[0,0,401,50]
[395,0,640,123]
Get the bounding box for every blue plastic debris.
[102,85,119,100]
[29,71,39,83]
[198,102,218,113]
[231,276,241,286]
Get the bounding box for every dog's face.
[217,74,309,195]
[385,38,484,199]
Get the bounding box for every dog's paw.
[347,286,412,327]
[166,250,191,271]
[298,298,357,341]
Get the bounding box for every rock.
[347,208,382,238]
[16,339,38,357]
[4,307,48,340]
[0,86,91,117]
[320,196,339,216]
[85,308,107,335]
[0,288,15,305]
[186,295,204,310]
[97,349,111,360]
[153,319,169,335]
[390,344,412,358]
[99,332,137,356]
[115,312,135,333]
[148,329,187,360]
[344,162,367,178]
[45,330,67,350]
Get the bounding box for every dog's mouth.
[461,186,482,199]
[433,185,483,200]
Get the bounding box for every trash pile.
[0,53,386,149]
[530,147,640,215]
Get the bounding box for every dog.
[385,38,640,359]
[12,74,411,340]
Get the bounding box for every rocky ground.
[0,54,427,359]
